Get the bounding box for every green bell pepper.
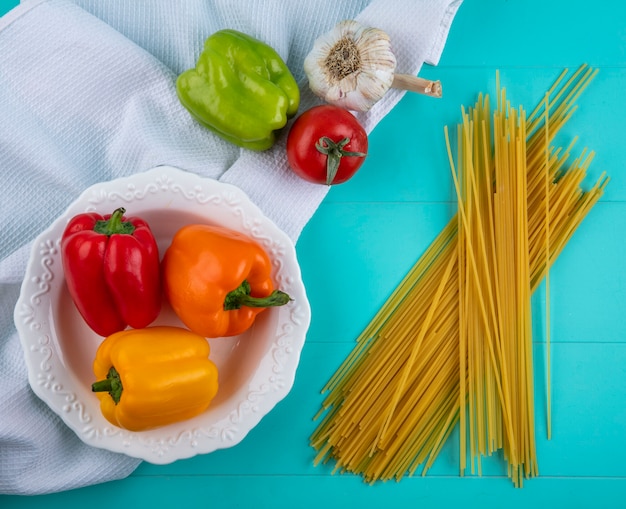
[176,29,300,151]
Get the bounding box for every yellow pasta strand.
[544,92,552,441]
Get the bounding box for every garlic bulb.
[304,20,442,112]
[304,20,396,112]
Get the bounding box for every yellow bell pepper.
[91,326,219,431]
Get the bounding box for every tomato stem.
[315,136,366,185]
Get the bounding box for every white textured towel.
[0,0,462,495]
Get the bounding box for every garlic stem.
[391,74,442,98]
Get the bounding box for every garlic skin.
[304,20,397,112]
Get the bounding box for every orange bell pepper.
[162,224,291,338]
[91,326,219,431]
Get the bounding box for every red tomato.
[286,105,368,185]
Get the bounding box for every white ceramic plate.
[14,166,311,464]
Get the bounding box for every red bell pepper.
[61,207,161,336]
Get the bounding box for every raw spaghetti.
[310,65,608,486]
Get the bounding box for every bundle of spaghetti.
[451,89,537,486]
[310,64,609,485]
[450,67,607,485]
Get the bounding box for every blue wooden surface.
[2,0,626,507]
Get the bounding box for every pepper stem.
[93,207,136,236]
[92,366,123,404]
[315,136,366,185]
[224,280,292,311]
